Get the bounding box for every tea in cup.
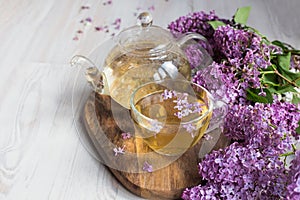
[130,79,225,156]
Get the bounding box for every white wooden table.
[0,0,299,199]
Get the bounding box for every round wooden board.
[82,92,230,200]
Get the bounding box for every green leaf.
[267,86,277,94]
[272,40,287,50]
[261,72,280,86]
[274,54,300,87]
[275,85,297,94]
[234,6,251,25]
[208,21,226,30]
[278,66,300,85]
[262,80,280,87]
[278,52,291,70]
[271,40,300,55]
[292,95,300,104]
[296,120,300,135]
[246,88,273,103]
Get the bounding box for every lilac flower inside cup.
[130,79,227,156]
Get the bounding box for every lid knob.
[137,12,153,27]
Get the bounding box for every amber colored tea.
[104,47,191,109]
[132,90,212,156]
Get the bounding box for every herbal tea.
[104,46,191,109]
[132,88,212,156]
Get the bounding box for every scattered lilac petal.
[177,92,188,101]
[174,104,184,111]
[174,106,191,118]
[192,102,203,113]
[162,89,175,100]
[181,109,191,117]
[112,18,121,25]
[142,161,153,172]
[258,88,266,97]
[121,132,131,140]
[148,5,155,11]
[95,26,103,31]
[81,5,90,10]
[204,134,213,140]
[174,111,183,119]
[183,123,197,137]
[85,17,92,22]
[73,36,79,41]
[113,145,126,156]
[173,97,188,108]
[258,91,266,96]
[103,0,112,6]
[149,119,163,134]
[77,30,83,34]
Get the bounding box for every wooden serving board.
[83,92,230,200]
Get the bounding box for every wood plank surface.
[0,0,299,200]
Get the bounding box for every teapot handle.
[205,98,227,134]
[70,55,104,94]
[177,32,208,46]
[177,33,213,72]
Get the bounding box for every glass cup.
[130,79,226,156]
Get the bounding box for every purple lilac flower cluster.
[224,101,300,155]
[192,63,226,101]
[214,25,270,67]
[286,150,300,199]
[214,25,272,86]
[193,25,274,105]
[168,11,277,105]
[184,44,206,70]
[182,142,289,200]
[168,10,221,40]
[168,10,229,57]
[181,95,300,199]
[168,10,300,199]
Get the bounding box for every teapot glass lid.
[116,12,174,55]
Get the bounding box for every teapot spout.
[70,55,104,94]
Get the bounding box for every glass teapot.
[71,12,212,109]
